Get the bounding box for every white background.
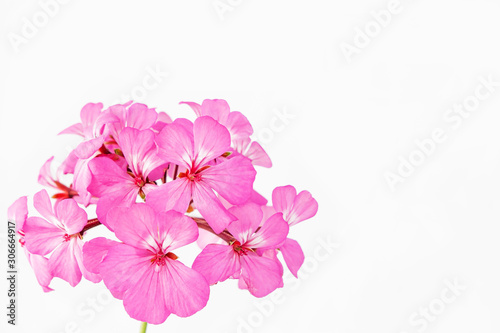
[1,0,500,332]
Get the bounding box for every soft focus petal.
[192,244,240,285]
[180,101,202,117]
[226,111,253,140]
[58,123,84,136]
[38,156,56,188]
[245,141,272,168]
[280,238,305,278]
[24,249,53,292]
[8,196,28,232]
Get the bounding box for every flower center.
[151,250,178,266]
[232,241,250,255]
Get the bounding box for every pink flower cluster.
[8,99,318,324]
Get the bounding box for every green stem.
[140,322,147,333]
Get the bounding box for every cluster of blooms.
[8,99,318,324]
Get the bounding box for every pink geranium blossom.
[272,185,318,277]
[148,116,257,233]
[8,196,53,292]
[193,203,289,297]
[84,203,210,324]
[88,127,165,229]
[181,99,272,168]
[23,190,99,286]
[38,156,79,201]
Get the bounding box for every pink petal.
[75,136,105,159]
[272,185,296,213]
[8,196,28,232]
[192,244,240,285]
[88,156,133,198]
[250,190,268,206]
[80,102,104,129]
[33,189,57,224]
[196,228,224,249]
[192,116,231,169]
[74,239,102,283]
[226,203,263,244]
[240,252,283,297]
[156,210,199,252]
[95,189,139,230]
[246,141,272,168]
[54,199,88,235]
[202,155,256,205]
[59,150,79,175]
[280,238,305,278]
[122,260,170,324]
[273,186,319,226]
[117,128,164,178]
[100,243,151,300]
[226,111,253,139]
[24,249,53,292]
[180,101,202,117]
[49,238,83,287]
[146,178,193,214]
[200,99,230,124]
[108,204,158,251]
[58,123,84,136]
[24,216,65,256]
[245,213,289,249]
[156,119,194,169]
[192,182,236,234]
[38,156,56,188]
[82,237,119,274]
[124,103,158,130]
[161,259,210,317]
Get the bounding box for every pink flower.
[232,137,272,168]
[8,196,53,292]
[272,185,319,277]
[88,128,165,229]
[181,99,272,168]
[23,190,99,286]
[84,203,210,324]
[38,156,79,201]
[180,99,253,141]
[148,116,257,234]
[59,102,113,160]
[193,203,289,297]
[105,102,158,139]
